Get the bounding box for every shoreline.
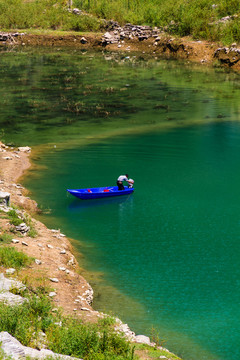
[1,29,240,72]
[0,142,182,359]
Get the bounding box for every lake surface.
[1,47,240,360]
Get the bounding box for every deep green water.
[2,48,240,360]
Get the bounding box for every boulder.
[0,191,10,206]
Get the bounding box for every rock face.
[214,46,240,65]
[0,273,26,306]
[0,191,10,206]
[0,332,82,360]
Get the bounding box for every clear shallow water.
[1,48,240,360]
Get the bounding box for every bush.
[0,294,135,359]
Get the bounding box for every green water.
[2,48,240,360]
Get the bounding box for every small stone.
[60,249,66,254]
[81,307,91,311]
[80,37,87,44]
[49,278,59,283]
[6,268,16,275]
[18,146,31,152]
[47,244,53,249]
[35,259,42,265]
[22,241,28,246]
[12,239,19,244]
[58,267,66,271]
[49,292,57,297]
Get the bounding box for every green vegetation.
[0,246,33,269]
[0,231,13,244]
[0,0,101,32]
[7,208,38,238]
[0,291,135,359]
[0,0,239,44]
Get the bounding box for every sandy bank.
[0,141,100,322]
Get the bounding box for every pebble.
[5,268,16,275]
[60,249,66,254]
[35,259,42,265]
[58,267,66,271]
[12,239,19,244]
[49,292,57,297]
[47,244,53,249]
[22,241,28,246]
[49,278,59,283]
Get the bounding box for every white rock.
[0,332,82,360]
[60,249,66,254]
[58,267,66,271]
[134,335,151,345]
[35,259,42,265]
[22,241,28,246]
[12,239,19,244]
[0,292,26,305]
[18,146,31,152]
[5,268,16,275]
[47,244,54,249]
[49,278,59,283]
[49,292,57,297]
[0,273,26,292]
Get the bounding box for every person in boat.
[128,179,134,188]
[117,174,130,190]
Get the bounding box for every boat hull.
[67,186,134,200]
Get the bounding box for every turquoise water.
[1,48,240,360]
[25,124,240,360]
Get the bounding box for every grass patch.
[0,246,33,269]
[7,208,38,238]
[0,0,239,44]
[135,343,181,360]
[0,231,13,244]
[0,292,136,360]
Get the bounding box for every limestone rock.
[0,191,10,206]
[0,332,82,359]
[18,146,31,152]
[134,335,151,345]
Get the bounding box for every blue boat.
[67,186,134,200]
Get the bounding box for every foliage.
[0,0,239,43]
[0,0,101,32]
[7,208,38,238]
[0,231,13,244]
[0,246,33,269]
[0,293,135,359]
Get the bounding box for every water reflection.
[67,193,133,211]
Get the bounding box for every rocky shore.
[1,20,240,71]
[0,141,181,359]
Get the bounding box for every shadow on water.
[67,194,133,211]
